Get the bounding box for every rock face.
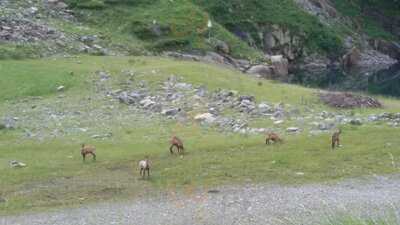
[263,25,303,60]
[271,55,289,77]
[342,47,361,70]
[294,0,338,23]
[370,39,400,60]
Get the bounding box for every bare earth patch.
[319,92,382,108]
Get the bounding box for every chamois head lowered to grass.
[138,157,151,179]
[169,136,184,155]
[265,132,283,145]
[81,144,96,162]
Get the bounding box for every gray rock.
[238,95,255,102]
[194,113,216,124]
[57,85,65,92]
[350,118,363,126]
[162,108,181,116]
[9,160,27,168]
[258,103,272,113]
[271,55,289,77]
[286,127,300,133]
[175,82,192,90]
[214,39,230,54]
[3,117,17,129]
[139,98,156,109]
[246,65,273,78]
[91,133,112,139]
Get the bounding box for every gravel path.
[2,175,400,225]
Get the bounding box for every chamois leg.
[179,146,184,155]
[331,139,335,149]
[169,145,175,154]
[91,152,96,161]
[147,168,150,178]
[82,153,86,162]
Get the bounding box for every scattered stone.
[208,189,220,194]
[9,160,27,168]
[3,117,17,129]
[258,103,273,114]
[91,133,112,139]
[286,127,300,133]
[350,118,363,126]
[139,98,156,109]
[161,108,181,116]
[57,85,65,92]
[97,71,110,81]
[194,113,216,124]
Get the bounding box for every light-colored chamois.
[170,136,184,154]
[265,132,283,145]
[138,158,150,179]
[81,144,96,161]
[331,129,341,149]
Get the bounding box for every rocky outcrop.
[262,24,303,60]
[369,39,400,60]
[294,0,338,24]
[271,55,289,77]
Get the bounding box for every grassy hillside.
[66,0,264,60]
[1,56,400,214]
[65,0,344,59]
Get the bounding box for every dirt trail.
[1,175,400,225]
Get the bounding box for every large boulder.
[271,55,289,77]
[213,40,230,54]
[246,64,273,78]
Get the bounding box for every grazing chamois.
[331,129,342,149]
[170,136,184,155]
[265,132,283,145]
[138,157,150,179]
[81,144,96,161]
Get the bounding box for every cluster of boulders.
[115,75,294,134]
[0,18,60,42]
[0,0,114,56]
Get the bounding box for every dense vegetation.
[333,0,400,40]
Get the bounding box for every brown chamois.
[138,157,150,179]
[170,136,184,154]
[81,144,96,161]
[331,129,342,149]
[265,132,283,145]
